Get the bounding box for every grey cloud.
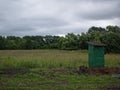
[76,0,120,20]
[0,0,120,36]
[23,17,68,28]
[0,17,68,36]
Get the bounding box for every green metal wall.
[88,45,104,67]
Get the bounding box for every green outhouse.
[88,42,105,67]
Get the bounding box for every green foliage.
[87,26,106,42]
[101,26,120,53]
[0,25,120,53]
[87,25,120,53]
[0,36,6,49]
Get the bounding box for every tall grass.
[0,50,119,69]
[105,54,120,67]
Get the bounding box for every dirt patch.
[106,84,120,90]
[0,66,120,76]
[90,67,120,76]
[33,69,75,75]
[33,66,120,76]
[0,68,29,76]
[77,66,120,76]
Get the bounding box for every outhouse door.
[94,46,104,67]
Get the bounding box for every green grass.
[0,50,88,69]
[0,50,120,90]
[105,54,120,67]
[0,73,120,90]
[0,50,119,69]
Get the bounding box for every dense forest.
[0,25,120,53]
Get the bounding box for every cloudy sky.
[0,0,120,36]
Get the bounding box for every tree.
[65,33,78,50]
[87,26,106,42]
[101,26,120,53]
[78,33,88,49]
[0,36,6,49]
[106,25,120,33]
[0,25,120,53]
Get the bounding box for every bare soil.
[78,66,120,76]
[0,66,120,76]
[106,84,120,90]
[0,68,29,76]
[33,69,75,75]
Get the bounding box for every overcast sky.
[0,0,120,36]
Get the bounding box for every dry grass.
[0,50,88,69]
[105,53,120,67]
[0,50,119,69]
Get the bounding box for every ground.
[0,50,120,90]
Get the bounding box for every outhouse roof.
[87,42,106,46]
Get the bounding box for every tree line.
[0,25,120,53]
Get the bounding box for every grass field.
[0,50,120,90]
